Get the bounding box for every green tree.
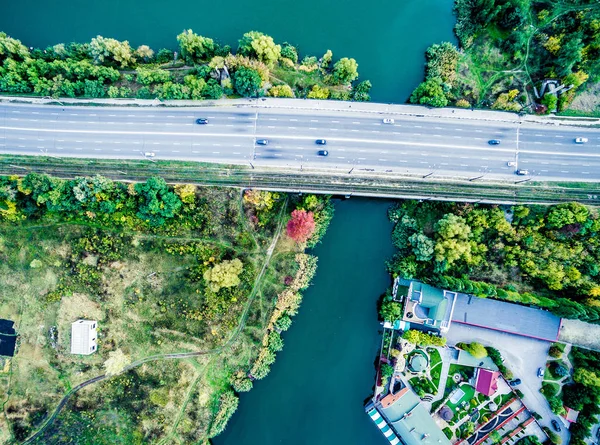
[410,77,448,107]
[457,342,488,359]
[556,33,584,77]
[425,42,459,85]
[203,258,244,292]
[268,331,284,352]
[332,57,359,84]
[280,43,298,63]
[268,84,294,98]
[380,299,402,322]
[352,80,372,102]
[134,176,182,226]
[275,315,292,331]
[408,232,435,261]
[238,31,281,67]
[321,49,333,69]
[381,363,394,378]
[176,29,215,64]
[232,67,262,97]
[0,32,30,61]
[541,93,557,113]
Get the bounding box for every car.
[551,420,562,432]
[256,139,269,146]
[195,118,209,125]
[143,152,155,158]
[516,169,529,175]
[507,161,516,167]
[537,367,544,378]
[509,378,522,386]
[316,139,327,145]
[488,139,501,145]
[382,118,395,124]
[317,150,329,156]
[575,137,588,144]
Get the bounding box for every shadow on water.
[215,197,396,445]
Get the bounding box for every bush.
[552,362,569,378]
[549,346,562,358]
[456,342,487,359]
[443,427,453,440]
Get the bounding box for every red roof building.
[475,368,501,396]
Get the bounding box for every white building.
[70,320,97,355]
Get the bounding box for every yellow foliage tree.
[104,349,130,376]
[307,84,330,99]
[174,183,197,204]
[268,85,294,98]
[203,258,243,292]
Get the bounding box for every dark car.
[551,420,562,432]
[256,139,269,146]
[196,118,209,125]
[316,139,327,145]
[516,169,529,176]
[509,378,521,387]
[317,150,329,156]
[488,139,501,145]
[537,367,544,378]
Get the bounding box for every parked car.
[537,367,544,378]
[516,169,529,175]
[143,152,155,158]
[575,137,588,144]
[196,118,209,125]
[382,118,395,124]
[316,139,327,145]
[488,139,501,145]
[509,378,522,387]
[551,420,562,432]
[317,150,329,156]
[256,139,269,145]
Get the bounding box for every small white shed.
[70,320,97,355]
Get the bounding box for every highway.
[1,102,600,182]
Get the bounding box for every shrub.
[549,346,562,358]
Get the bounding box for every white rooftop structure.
[70,320,97,355]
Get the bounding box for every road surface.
[1,103,600,182]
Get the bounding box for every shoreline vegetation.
[410,0,600,116]
[0,30,372,102]
[0,174,333,444]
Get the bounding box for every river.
[215,198,396,445]
[0,0,455,102]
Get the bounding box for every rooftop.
[451,293,561,342]
[379,385,451,445]
[475,368,501,397]
[404,281,456,332]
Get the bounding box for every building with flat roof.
[376,385,452,445]
[403,281,457,333]
[70,320,97,355]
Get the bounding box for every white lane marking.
[534,142,542,144]
[233,152,241,155]
[268,126,275,129]
[434,127,443,130]
[454,136,462,139]
[582,172,590,174]
[337,157,345,159]
[455,128,463,131]
[75,147,83,151]
[213,144,221,146]
[172,150,180,153]
[269,118,277,121]
[128,114,135,117]
[212,151,220,154]
[475,130,482,133]
[112,148,121,151]
[309,128,317,130]
[310,119,319,122]
[352,122,360,124]
[535,134,543,137]
[288,127,297,129]
[290,119,298,122]
[338,148,346,152]
[234,144,241,147]
[413,133,421,136]
[379,159,387,162]
[414,125,423,128]
[94,148,101,151]
[108,114,116,117]
[331,120,339,123]
[555,135,564,138]
[226,124,234,127]
[228,117,236,120]
[352,129,359,132]
[554,143,562,145]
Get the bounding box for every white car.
[575,137,588,144]
[382,118,395,124]
[144,152,156,158]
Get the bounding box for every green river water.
[0,0,455,102]
[215,198,396,444]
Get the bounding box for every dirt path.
[559,319,600,351]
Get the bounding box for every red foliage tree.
[286,209,315,243]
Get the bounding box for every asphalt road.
[1,103,600,181]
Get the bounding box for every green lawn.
[447,383,476,413]
[428,348,443,390]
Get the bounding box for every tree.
[89,35,135,67]
[556,33,584,78]
[321,50,333,68]
[352,80,372,101]
[408,233,435,261]
[425,42,459,85]
[135,45,154,61]
[457,342,488,359]
[136,67,171,85]
[232,67,262,97]
[280,43,298,63]
[207,390,239,437]
[410,77,448,107]
[307,84,330,99]
[286,209,316,243]
[268,331,284,352]
[332,57,359,84]
[176,29,215,63]
[275,315,292,331]
[0,32,30,61]
[238,31,281,67]
[541,93,557,113]
[574,368,600,387]
[134,176,182,226]
[104,349,130,376]
[230,370,253,392]
[380,300,402,322]
[552,363,569,378]
[381,363,394,378]
[549,345,563,358]
[434,213,475,269]
[402,329,446,347]
[268,84,294,98]
[174,183,196,204]
[203,258,244,292]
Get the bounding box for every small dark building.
[0,319,17,357]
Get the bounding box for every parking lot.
[446,323,570,445]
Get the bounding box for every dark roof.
[0,319,17,357]
[451,294,561,342]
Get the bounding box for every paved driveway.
[446,323,570,444]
